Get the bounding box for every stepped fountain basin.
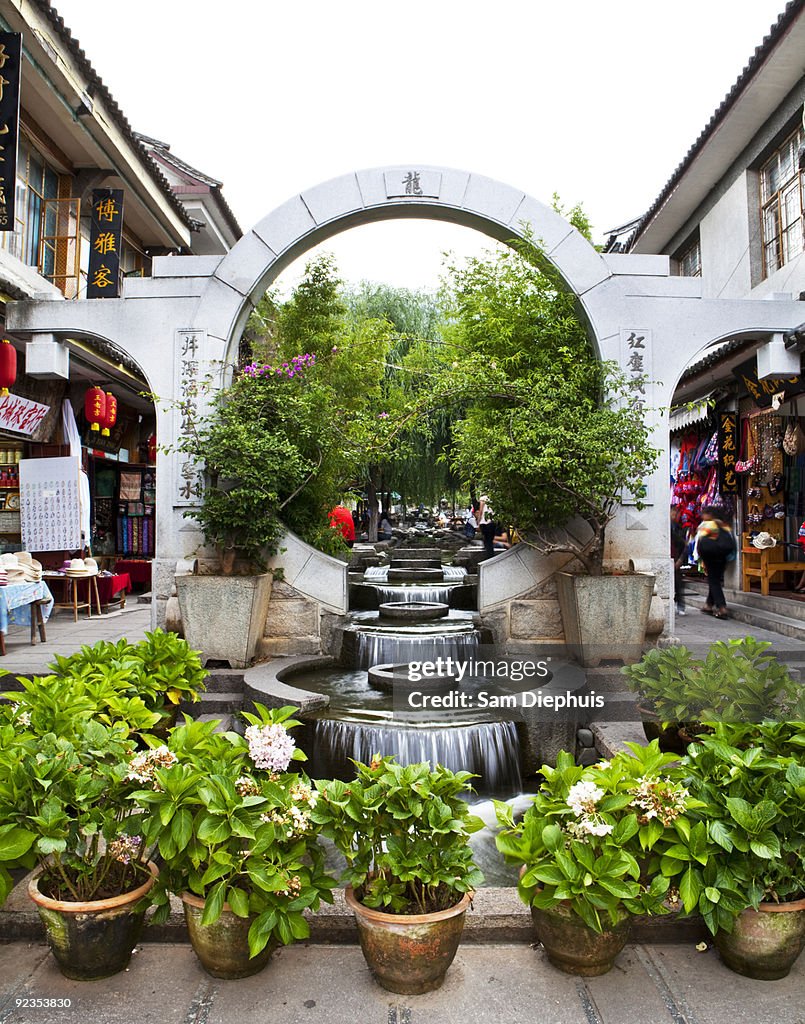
[367,662,458,692]
[390,558,443,569]
[388,567,445,582]
[379,601,449,621]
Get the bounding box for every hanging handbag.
[783,418,805,456]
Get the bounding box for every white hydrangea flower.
[567,780,605,817]
[245,723,295,772]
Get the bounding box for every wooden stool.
[63,576,102,620]
[30,600,46,645]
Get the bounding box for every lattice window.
[678,238,701,278]
[760,127,804,277]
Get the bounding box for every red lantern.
[147,433,157,462]
[102,391,118,437]
[0,339,16,397]
[85,386,106,432]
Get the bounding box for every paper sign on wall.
[20,457,81,551]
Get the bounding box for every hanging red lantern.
[0,339,16,397]
[147,433,157,462]
[85,386,106,432]
[102,391,118,437]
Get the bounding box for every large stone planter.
[176,573,273,668]
[555,571,655,668]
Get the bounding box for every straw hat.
[752,532,777,549]
[65,558,91,577]
[14,552,42,582]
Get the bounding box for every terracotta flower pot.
[28,861,158,980]
[345,886,471,994]
[714,896,805,980]
[181,892,278,979]
[530,901,631,976]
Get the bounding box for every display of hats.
[13,552,42,582]
[65,557,99,577]
[752,532,777,549]
[0,554,27,582]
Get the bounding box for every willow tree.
[433,229,658,574]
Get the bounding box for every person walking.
[478,494,496,558]
[670,505,688,616]
[694,505,736,619]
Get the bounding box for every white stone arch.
[7,165,805,631]
[193,165,613,372]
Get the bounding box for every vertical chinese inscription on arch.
[620,328,654,505]
[173,329,207,506]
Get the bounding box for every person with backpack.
[694,505,736,619]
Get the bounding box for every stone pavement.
[1,592,804,1023]
[0,938,803,1024]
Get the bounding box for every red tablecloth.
[113,560,152,586]
[97,573,132,605]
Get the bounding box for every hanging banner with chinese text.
[717,411,738,494]
[0,33,22,231]
[87,189,124,297]
[731,356,804,408]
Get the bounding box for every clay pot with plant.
[312,756,484,994]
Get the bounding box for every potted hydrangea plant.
[0,704,159,980]
[495,742,703,975]
[312,756,484,994]
[131,706,335,979]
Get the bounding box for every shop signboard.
[20,456,81,551]
[732,356,804,408]
[0,33,21,231]
[0,392,49,435]
[87,189,124,298]
[717,411,738,494]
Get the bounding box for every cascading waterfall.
[296,545,524,807]
[309,718,522,797]
[351,627,482,669]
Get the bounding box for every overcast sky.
[52,0,789,292]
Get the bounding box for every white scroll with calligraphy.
[20,456,81,551]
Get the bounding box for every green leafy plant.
[679,722,805,934]
[16,629,206,731]
[622,638,805,726]
[0,713,151,906]
[495,743,704,933]
[312,756,484,915]
[131,706,335,957]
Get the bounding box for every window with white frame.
[0,135,60,267]
[760,126,804,277]
[678,237,701,277]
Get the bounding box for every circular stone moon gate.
[7,165,804,634]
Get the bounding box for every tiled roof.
[135,134,243,240]
[37,1,196,234]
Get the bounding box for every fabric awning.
[669,393,714,433]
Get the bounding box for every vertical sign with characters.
[718,411,738,494]
[0,33,22,232]
[620,329,654,505]
[174,329,207,506]
[87,189,124,297]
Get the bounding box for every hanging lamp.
[0,339,17,397]
[85,387,106,432]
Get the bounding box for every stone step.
[203,669,245,693]
[194,713,234,733]
[0,878,705,946]
[181,691,243,716]
[137,591,152,604]
[685,589,805,644]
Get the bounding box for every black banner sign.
[732,356,804,407]
[0,33,22,232]
[87,189,124,298]
[718,411,738,494]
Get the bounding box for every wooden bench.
[741,536,805,595]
